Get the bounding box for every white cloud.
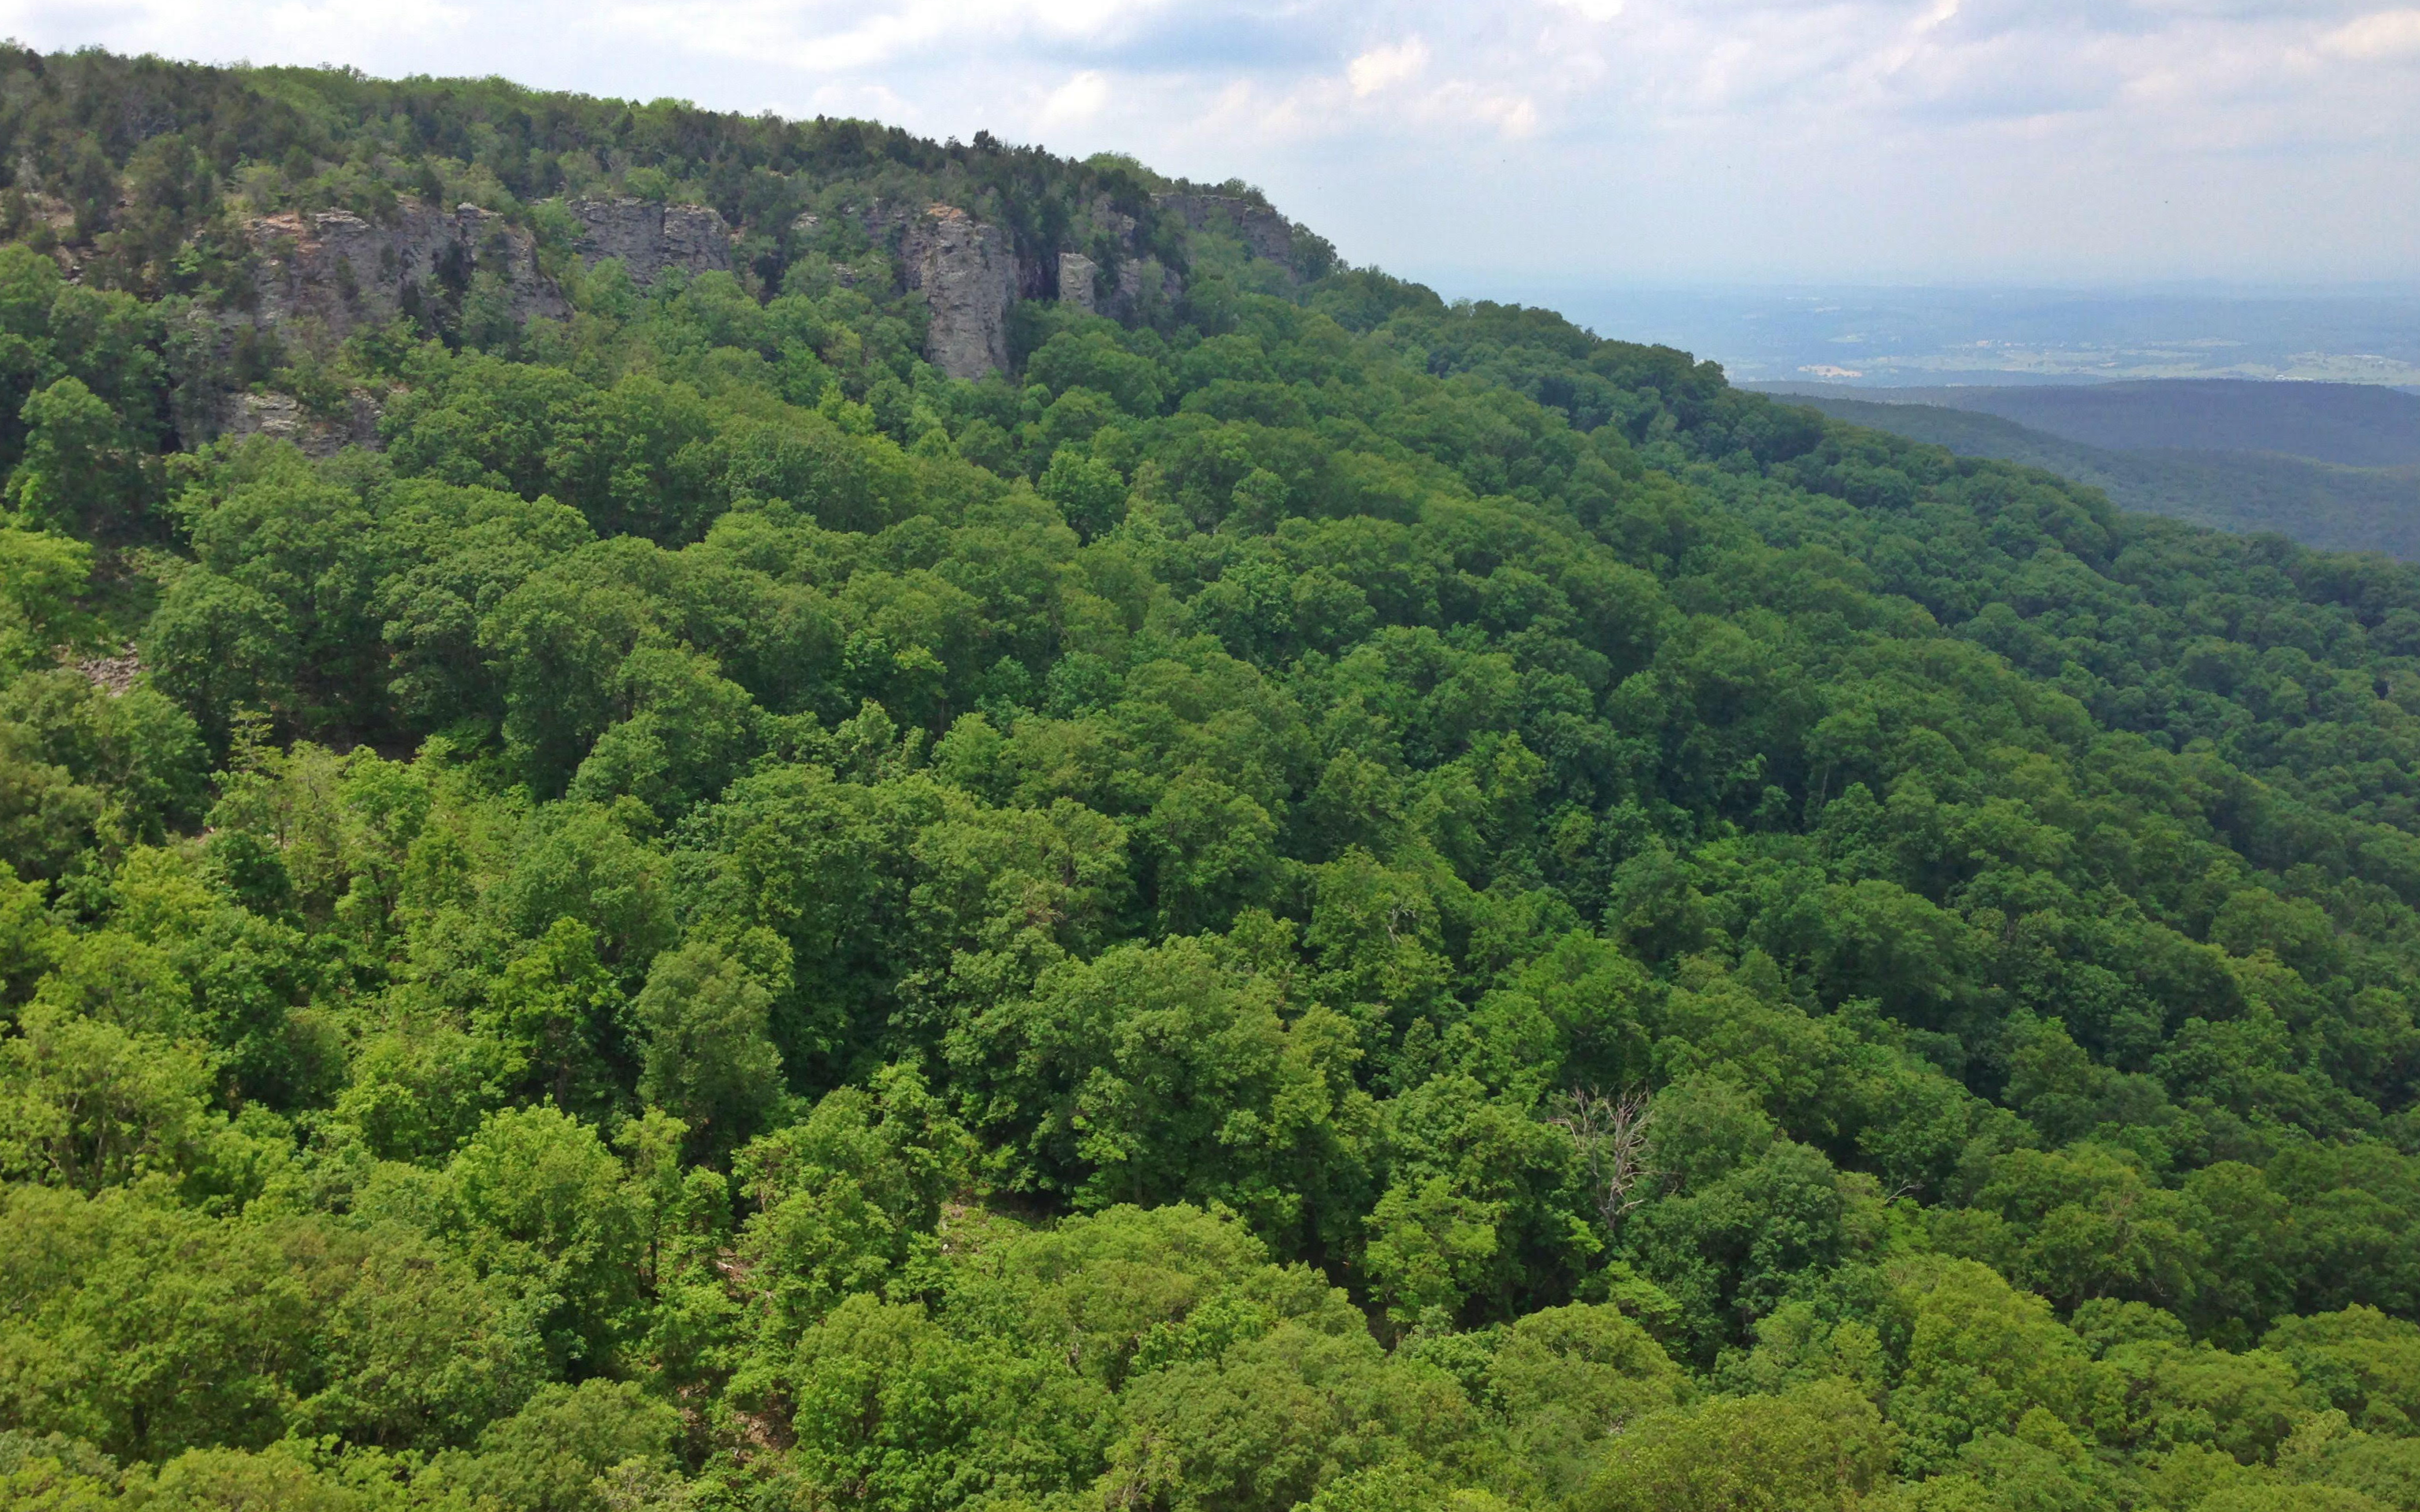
[255,0,466,39]
[592,0,962,72]
[1041,69,1111,123]
[1425,78,1539,137]
[1347,36,1428,96]
[2321,8,2420,58]
[1476,92,1540,137]
[544,0,1175,74]
[0,0,467,57]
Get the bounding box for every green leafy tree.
[6,377,150,538]
[446,1105,648,1369]
[1039,446,1127,540]
[432,1379,679,1512]
[1582,1379,1897,1512]
[634,932,787,1159]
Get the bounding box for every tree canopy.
[6,43,2420,1512]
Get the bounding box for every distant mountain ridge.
[1754,378,2420,468]
[1754,381,2420,560]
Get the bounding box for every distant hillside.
[1766,390,2420,559]
[1757,378,2420,468]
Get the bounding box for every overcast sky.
[5,0,2418,289]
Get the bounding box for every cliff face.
[220,389,384,458]
[566,198,734,285]
[242,191,1238,382]
[1154,193,1297,276]
[1058,251,1101,314]
[1071,197,1183,321]
[874,203,1018,380]
[243,197,738,341]
[862,195,1187,372]
[1107,255,1177,321]
[245,203,566,335]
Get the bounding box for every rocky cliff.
[878,195,1186,371]
[1154,193,1297,276]
[244,203,566,336]
[871,203,1019,380]
[566,198,733,285]
[1066,197,1184,321]
[242,191,1245,382]
[219,389,384,458]
[1058,251,1101,314]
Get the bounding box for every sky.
[4,0,2419,291]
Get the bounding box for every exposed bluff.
[244,190,1303,380]
[245,202,566,337]
[845,195,1179,378]
[245,195,740,338]
[862,202,1019,381]
[566,198,734,286]
[217,389,383,458]
[1052,193,1185,324]
[1056,250,1179,322]
[246,194,1018,379]
[1152,193,1299,274]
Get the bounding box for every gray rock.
[244,203,566,335]
[76,647,141,697]
[220,388,384,458]
[1153,193,1297,272]
[1062,195,1182,321]
[1109,256,1177,321]
[1059,252,1100,314]
[566,198,734,285]
[892,204,1017,380]
[1093,200,1141,250]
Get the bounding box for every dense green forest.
[12,43,2420,1512]
[1760,390,2420,561]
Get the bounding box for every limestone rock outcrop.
[1153,193,1297,275]
[76,648,141,696]
[566,198,734,285]
[228,191,1288,380]
[1060,195,1182,321]
[882,204,1017,380]
[219,388,383,458]
[244,203,566,335]
[1058,251,1100,314]
[1106,256,1176,321]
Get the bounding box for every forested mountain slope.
[1760,380,2420,469]
[9,44,2420,1512]
[1761,390,2420,559]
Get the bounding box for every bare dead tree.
[1551,1086,1657,1237]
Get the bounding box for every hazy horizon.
[1392,280,2420,390]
